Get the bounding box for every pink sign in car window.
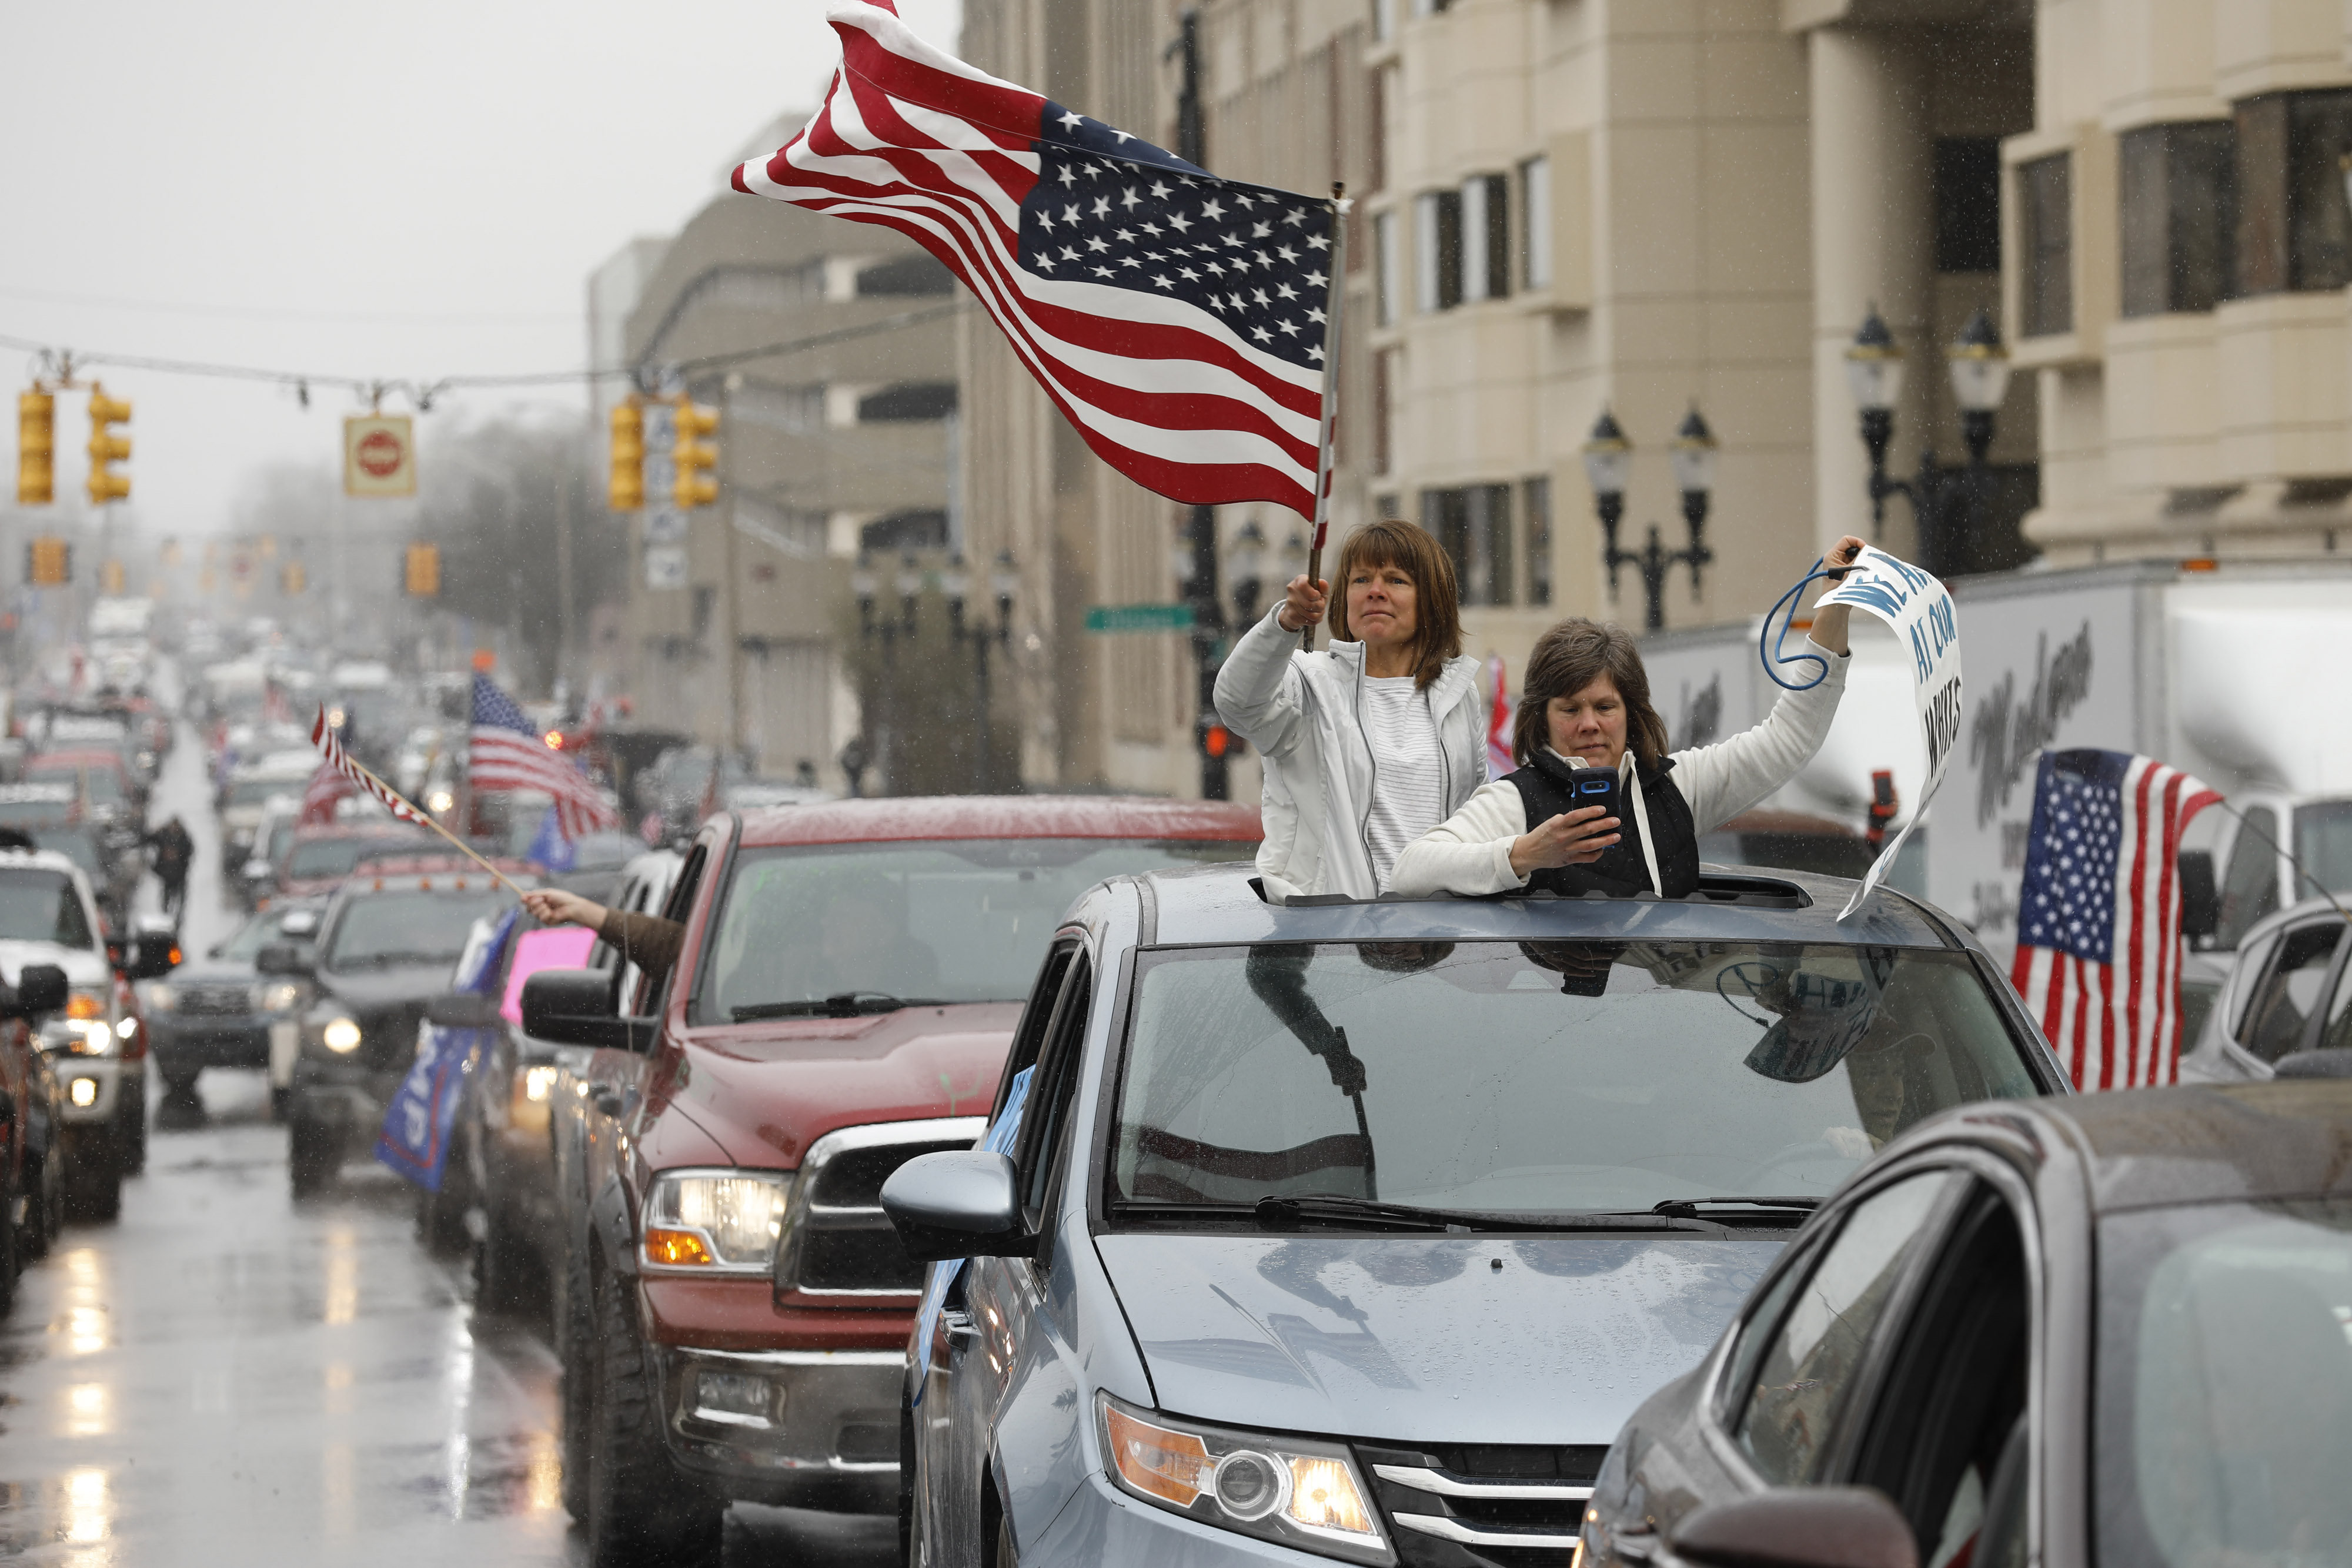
[502,927,598,1025]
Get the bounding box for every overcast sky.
[0,0,962,539]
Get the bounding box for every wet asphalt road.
[0,714,894,1566]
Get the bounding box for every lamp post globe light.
[1843,305,2010,576]
[1227,519,1269,626]
[1582,406,1716,634]
[944,549,1018,794]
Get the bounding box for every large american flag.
[732,1,1335,517]
[310,708,427,827]
[2010,748,2221,1091]
[469,675,616,840]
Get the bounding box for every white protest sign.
[1818,546,1962,920]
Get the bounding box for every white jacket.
[1214,605,1488,901]
[1387,638,1852,898]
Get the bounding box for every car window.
[324,887,516,971]
[1854,1190,2030,1568]
[996,940,1080,1121]
[1716,1235,1825,1429]
[1113,944,2039,1215]
[288,836,422,880]
[2239,921,2340,1062]
[1014,953,1093,1230]
[219,909,304,961]
[1733,1169,1962,1485]
[0,868,94,949]
[2318,940,2352,1055]
[2216,808,2280,949]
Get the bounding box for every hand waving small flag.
[733,1,1338,519]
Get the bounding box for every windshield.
[287,835,423,880]
[0,868,93,949]
[325,887,516,971]
[1112,941,2041,1216]
[230,778,302,808]
[2097,1194,2352,1567]
[0,794,75,827]
[29,831,100,880]
[693,838,1258,1022]
[220,909,309,961]
[2295,802,2352,893]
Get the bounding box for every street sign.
[644,544,689,590]
[644,509,689,544]
[1084,603,1195,634]
[344,415,416,497]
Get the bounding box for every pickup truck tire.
[557,1238,594,1522]
[288,1119,338,1199]
[587,1259,724,1566]
[64,1127,121,1222]
[0,1162,23,1315]
[119,1082,145,1175]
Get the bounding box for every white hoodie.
[1214,605,1488,902]
[1387,638,1852,898]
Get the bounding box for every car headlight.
[46,988,119,1056]
[642,1168,790,1271]
[139,981,177,1013]
[252,982,303,1014]
[320,1017,362,1053]
[1097,1393,1389,1563]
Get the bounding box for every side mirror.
[880,1149,1030,1263]
[255,944,315,978]
[425,991,503,1030]
[1670,1487,1919,1568]
[2179,850,2219,945]
[520,968,648,1051]
[5,964,69,1021]
[127,931,181,982]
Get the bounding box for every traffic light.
[672,396,720,509]
[404,542,441,597]
[282,560,306,595]
[26,537,71,587]
[608,400,645,511]
[16,390,54,506]
[99,559,124,596]
[1198,719,1235,761]
[85,384,130,506]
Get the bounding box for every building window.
[2017,153,2073,337]
[1415,190,1463,312]
[1521,155,1552,290]
[1374,210,1400,326]
[2120,122,2236,316]
[1375,493,1399,521]
[1935,138,2001,273]
[1423,484,1513,607]
[2235,89,2352,295]
[1462,174,1510,302]
[1524,476,1552,607]
[1373,349,1395,475]
[854,255,955,296]
[856,382,959,422]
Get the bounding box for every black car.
[275,862,529,1196]
[1583,1079,2352,1568]
[142,904,320,1098]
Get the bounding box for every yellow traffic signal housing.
[672,397,720,509]
[26,537,70,587]
[609,402,646,511]
[17,391,54,506]
[405,542,441,597]
[282,560,306,595]
[99,559,124,596]
[86,385,131,506]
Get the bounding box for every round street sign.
[356,429,405,479]
[343,414,418,497]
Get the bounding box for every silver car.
[883,865,2064,1567]
[2177,894,2352,1081]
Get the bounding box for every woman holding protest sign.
[1213,519,1489,900]
[1388,534,1869,900]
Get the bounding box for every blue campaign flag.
[375,907,519,1192]
[909,1066,1032,1403]
[525,804,576,873]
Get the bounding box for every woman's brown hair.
[1327,520,1462,690]
[1509,617,1672,770]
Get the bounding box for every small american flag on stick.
[732,1,1341,520]
[310,708,428,827]
[2010,748,2221,1091]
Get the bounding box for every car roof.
[26,749,124,769]
[1134,863,1966,950]
[1903,1080,2352,1214]
[729,794,1264,848]
[330,865,536,897]
[290,823,428,841]
[0,848,85,878]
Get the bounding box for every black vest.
[1503,750,1701,898]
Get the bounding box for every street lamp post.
[944,550,1018,794]
[1227,520,1269,627]
[1844,305,2011,575]
[1582,407,1718,634]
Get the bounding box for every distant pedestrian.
[144,816,193,919]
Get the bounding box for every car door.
[951,942,1094,1564]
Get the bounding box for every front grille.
[179,984,253,1017]
[1357,1443,1606,1568]
[773,1116,987,1298]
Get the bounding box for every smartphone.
[1563,767,1619,827]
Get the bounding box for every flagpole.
[1302,181,1348,653]
[359,754,530,897]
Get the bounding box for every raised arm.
[1212,580,1322,760]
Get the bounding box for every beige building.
[603,138,961,790]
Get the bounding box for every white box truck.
[1637,559,2352,966]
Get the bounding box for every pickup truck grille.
[1357,1443,1607,1568]
[772,1116,987,1300]
[177,983,254,1017]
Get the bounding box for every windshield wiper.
[1648,1196,1822,1219]
[1113,1195,1715,1235]
[730,992,944,1022]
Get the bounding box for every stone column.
[1809,25,1936,559]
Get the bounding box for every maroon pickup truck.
[527,795,1260,1564]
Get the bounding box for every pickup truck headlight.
[320,1017,362,1054]
[139,981,178,1013]
[253,982,304,1015]
[46,988,118,1056]
[1097,1393,1390,1564]
[642,1168,790,1272]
